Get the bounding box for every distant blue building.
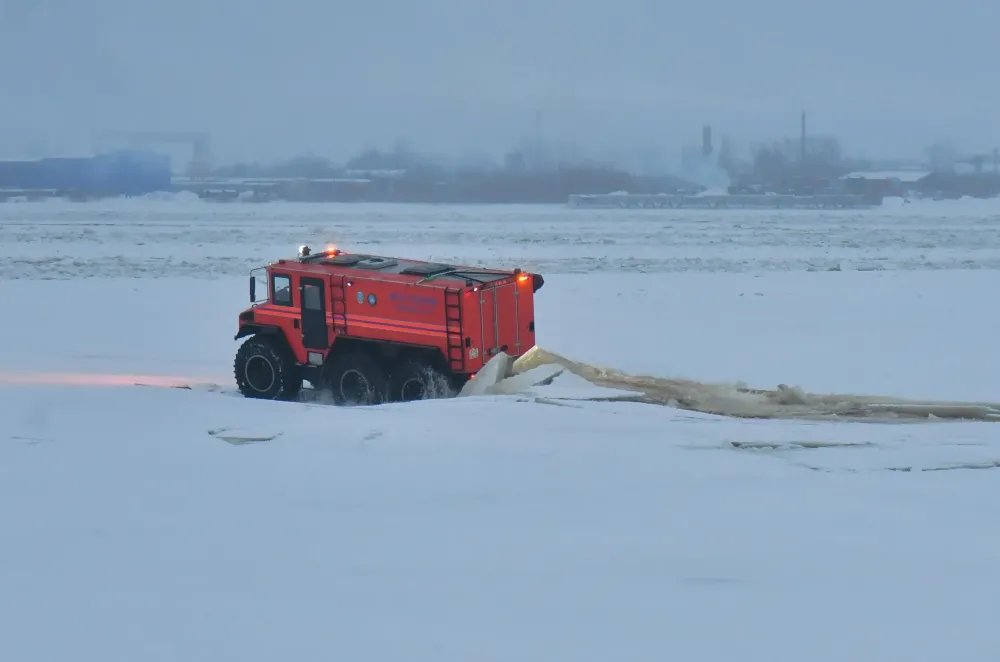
[0,150,171,196]
[92,150,172,195]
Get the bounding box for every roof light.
[325,244,339,255]
[298,245,311,257]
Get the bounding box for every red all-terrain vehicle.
[234,246,544,404]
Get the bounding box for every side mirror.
[250,276,256,303]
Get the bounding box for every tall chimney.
[702,125,713,157]
[800,111,807,162]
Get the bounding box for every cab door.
[300,277,329,349]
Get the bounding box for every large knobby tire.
[324,352,388,406]
[234,335,301,401]
[386,359,452,403]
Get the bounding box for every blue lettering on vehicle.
[389,292,439,310]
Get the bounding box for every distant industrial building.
[0,150,172,198]
[839,169,1000,199]
[839,170,931,197]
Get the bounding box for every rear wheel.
[387,359,452,403]
[234,336,301,400]
[324,352,388,406]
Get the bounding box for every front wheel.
[234,336,301,400]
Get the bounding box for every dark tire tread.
[234,335,301,401]
[323,352,389,406]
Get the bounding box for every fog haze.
[2,0,997,163]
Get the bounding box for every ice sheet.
[2,201,1000,661]
[2,384,999,662]
[5,197,1000,278]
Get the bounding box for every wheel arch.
[235,323,291,349]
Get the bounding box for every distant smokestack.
[702,125,713,157]
[800,111,807,162]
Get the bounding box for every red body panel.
[237,250,540,375]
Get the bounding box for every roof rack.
[399,262,454,277]
[353,256,398,270]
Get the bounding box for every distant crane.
[92,131,212,179]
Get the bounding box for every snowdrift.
[472,347,1000,423]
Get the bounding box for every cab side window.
[272,274,293,306]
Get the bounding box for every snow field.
[3,384,1000,662]
[2,201,1000,661]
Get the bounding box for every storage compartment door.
[478,287,497,359]
[491,282,522,356]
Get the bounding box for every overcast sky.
[1,0,997,165]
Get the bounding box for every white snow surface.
[2,200,1000,661]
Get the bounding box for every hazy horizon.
[2,0,997,166]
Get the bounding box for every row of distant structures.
[0,155,951,206]
[0,130,701,204]
[2,127,999,204]
[567,170,1000,210]
[0,156,695,205]
[666,115,1000,207]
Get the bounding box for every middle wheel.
[324,352,389,406]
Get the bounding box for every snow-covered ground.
[2,199,1000,661]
